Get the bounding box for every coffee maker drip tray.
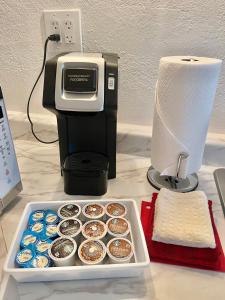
[62,152,109,196]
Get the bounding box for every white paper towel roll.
[151,56,222,178]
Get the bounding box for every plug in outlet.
[43,9,82,51]
[50,19,61,41]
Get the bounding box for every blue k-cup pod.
[42,224,58,240]
[45,210,60,225]
[16,248,35,268]
[30,254,52,268]
[30,222,46,236]
[35,239,53,255]
[28,210,45,225]
[20,229,39,249]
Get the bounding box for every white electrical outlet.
[64,19,74,43]
[50,19,61,41]
[43,9,82,51]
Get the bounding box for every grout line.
[0,223,8,253]
[0,223,8,283]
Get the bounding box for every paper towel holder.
[147,152,198,192]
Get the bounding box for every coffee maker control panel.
[55,53,105,112]
[63,68,97,94]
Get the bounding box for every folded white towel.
[152,188,216,248]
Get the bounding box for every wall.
[0,0,225,133]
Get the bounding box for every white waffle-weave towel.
[152,188,216,248]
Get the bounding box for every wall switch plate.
[43,9,82,51]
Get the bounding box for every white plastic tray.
[4,199,150,282]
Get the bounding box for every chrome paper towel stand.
[147,56,222,193]
[147,152,198,192]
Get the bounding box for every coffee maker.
[42,53,118,195]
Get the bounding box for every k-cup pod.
[58,218,82,241]
[82,220,107,240]
[45,210,60,225]
[48,236,77,267]
[30,222,45,236]
[82,203,105,221]
[105,202,127,219]
[36,239,53,255]
[107,238,134,264]
[15,248,35,268]
[20,229,39,249]
[28,210,45,225]
[106,217,130,238]
[58,203,81,219]
[43,224,59,240]
[30,254,52,268]
[78,239,106,265]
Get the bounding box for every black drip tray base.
[62,152,109,196]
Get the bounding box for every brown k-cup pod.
[58,203,81,219]
[105,202,127,219]
[48,236,77,267]
[107,238,134,264]
[78,239,106,265]
[82,220,107,240]
[106,217,130,238]
[58,218,82,242]
[82,203,105,221]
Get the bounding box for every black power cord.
[26,34,60,144]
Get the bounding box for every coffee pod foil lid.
[58,218,82,238]
[58,204,81,219]
[45,210,60,225]
[107,217,129,236]
[78,240,106,264]
[28,210,45,225]
[16,248,35,267]
[49,237,77,260]
[30,254,51,268]
[30,222,45,236]
[107,238,133,261]
[43,224,58,240]
[106,202,127,218]
[36,239,53,255]
[82,203,105,219]
[82,220,107,239]
[20,230,39,249]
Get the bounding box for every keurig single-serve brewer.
[43,53,118,195]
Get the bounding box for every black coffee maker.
[42,53,118,195]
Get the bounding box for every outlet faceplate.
[64,19,74,43]
[43,9,82,51]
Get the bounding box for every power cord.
[26,34,60,144]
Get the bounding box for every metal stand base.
[147,166,198,193]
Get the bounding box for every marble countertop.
[1,115,225,300]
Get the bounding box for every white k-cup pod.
[82,203,105,221]
[107,238,134,264]
[78,239,106,265]
[57,218,82,242]
[58,203,81,219]
[48,236,77,267]
[105,202,127,219]
[82,220,107,240]
[106,217,130,238]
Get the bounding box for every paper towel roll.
[151,56,222,178]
